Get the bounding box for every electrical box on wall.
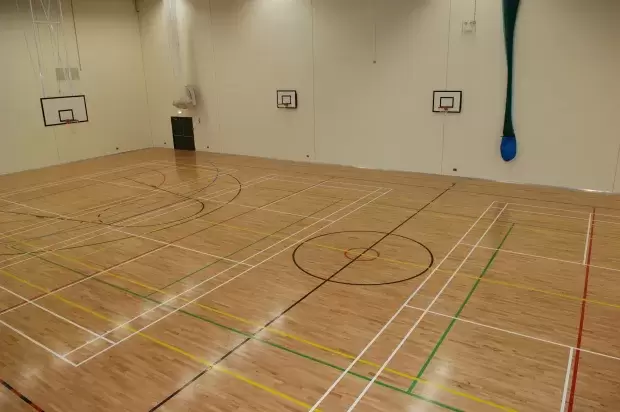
[462,20,477,33]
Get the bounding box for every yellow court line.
[458,273,620,310]
[195,217,620,310]
[5,235,514,411]
[102,272,515,412]
[0,265,316,410]
[8,219,619,412]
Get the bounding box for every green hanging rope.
[500,0,520,162]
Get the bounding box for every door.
[171,116,195,151]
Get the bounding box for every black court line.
[170,157,620,213]
[150,183,455,411]
[0,164,229,254]
[147,196,340,411]
[0,379,44,412]
[165,158,454,192]
[0,177,334,316]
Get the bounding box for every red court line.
[567,208,595,412]
[0,379,44,411]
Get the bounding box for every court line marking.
[0,162,156,199]
[0,186,384,409]
[461,243,583,266]
[502,202,591,216]
[153,213,620,312]
[0,207,250,271]
[403,305,620,364]
[462,242,620,274]
[567,208,595,412]
[507,202,620,222]
[307,201,498,411]
[504,207,590,222]
[53,263,469,411]
[0,174,299,315]
[404,305,572,349]
[407,223,514,394]
[560,348,574,412]
[0,271,317,410]
[508,202,620,224]
[0,173,333,270]
[205,198,335,222]
[270,178,376,193]
[0,241,171,318]
[3,175,612,408]
[0,165,238,242]
[82,169,239,192]
[3,211,565,412]
[342,203,509,412]
[0,378,46,412]
[58,181,342,355]
[0,197,255,268]
[0,174,275,269]
[584,212,593,265]
[0,320,76,366]
[77,188,388,366]
[0,277,114,344]
[150,161,386,191]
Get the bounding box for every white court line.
[560,348,575,412]
[2,176,328,358]
[584,213,593,265]
[0,161,156,199]
[0,320,77,366]
[504,207,590,222]
[0,283,114,344]
[204,198,335,222]
[0,174,328,269]
[404,305,572,349]
[82,177,160,192]
[280,176,384,190]
[0,162,171,233]
[76,188,390,366]
[593,213,620,220]
[506,202,591,216]
[307,201,498,411]
[461,243,583,266]
[0,174,275,270]
[594,218,620,226]
[270,178,376,193]
[342,203,507,412]
[0,164,233,242]
[464,241,620,276]
[150,160,386,190]
[83,169,239,193]
[0,243,170,321]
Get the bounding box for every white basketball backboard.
[40,95,89,127]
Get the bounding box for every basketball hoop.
[63,119,77,126]
[440,106,450,112]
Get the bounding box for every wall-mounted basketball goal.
[40,95,89,127]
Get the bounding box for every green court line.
[97,278,462,411]
[407,224,514,394]
[21,250,461,411]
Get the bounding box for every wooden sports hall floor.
[1,148,620,412]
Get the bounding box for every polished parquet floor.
[1,148,620,412]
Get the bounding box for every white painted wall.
[138,0,620,191]
[0,0,152,176]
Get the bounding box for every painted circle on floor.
[344,247,380,262]
[292,230,433,286]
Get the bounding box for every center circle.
[292,230,434,286]
[344,247,380,262]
